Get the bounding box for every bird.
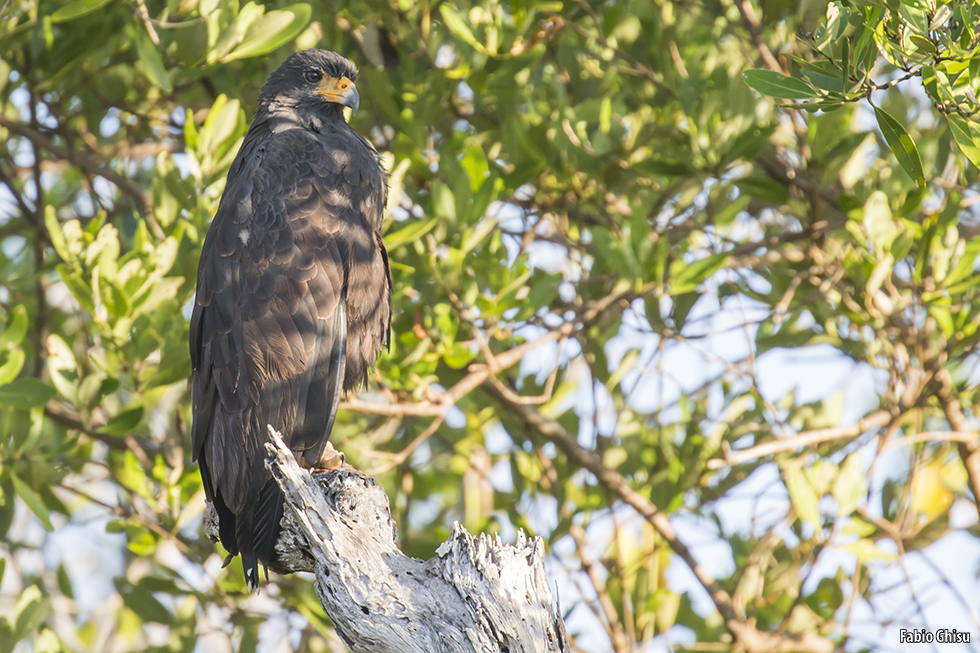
[189,49,391,591]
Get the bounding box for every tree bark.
[206,427,568,653]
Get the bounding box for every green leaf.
[44,206,68,261]
[116,451,151,499]
[672,292,701,330]
[170,17,209,66]
[11,475,54,531]
[439,5,487,53]
[947,115,980,170]
[431,180,456,220]
[106,518,132,534]
[123,583,170,622]
[943,237,980,288]
[210,2,266,62]
[862,191,896,253]
[384,217,438,251]
[832,453,866,516]
[57,566,74,600]
[599,96,612,133]
[144,348,191,389]
[13,585,51,642]
[0,304,28,349]
[785,467,821,527]
[814,2,850,51]
[872,104,924,186]
[742,69,818,100]
[838,538,895,563]
[57,265,94,313]
[0,378,56,408]
[385,158,412,216]
[50,0,113,22]
[134,28,172,93]
[443,342,476,368]
[801,70,845,94]
[928,305,954,337]
[131,277,183,317]
[734,177,790,204]
[202,96,242,156]
[34,629,61,653]
[101,407,144,436]
[45,334,79,403]
[908,33,936,55]
[670,253,728,295]
[460,143,489,192]
[634,158,694,176]
[0,349,25,387]
[841,516,877,537]
[221,4,312,62]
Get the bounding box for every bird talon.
[311,441,346,471]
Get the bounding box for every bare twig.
[364,414,445,475]
[57,482,192,554]
[342,325,572,417]
[0,165,36,220]
[935,370,980,519]
[707,410,893,469]
[737,0,781,73]
[478,330,562,406]
[883,430,978,450]
[568,523,631,653]
[135,0,161,45]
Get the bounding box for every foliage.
[1,0,980,651]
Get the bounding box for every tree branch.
[882,430,979,450]
[44,401,158,466]
[935,370,980,520]
[341,322,575,417]
[0,116,164,237]
[706,410,894,470]
[204,427,569,653]
[483,381,842,653]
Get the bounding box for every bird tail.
[235,507,260,592]
[236,480,285,593]
[252,481,285,581]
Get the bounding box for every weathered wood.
[207,427,568,653]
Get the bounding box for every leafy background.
[1,0,980,651]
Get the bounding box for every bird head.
[259,49,360,118]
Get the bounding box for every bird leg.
[302,441,347,471]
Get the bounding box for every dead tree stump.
[205,427,568,653]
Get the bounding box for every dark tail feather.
[235,506,259,592]
[217,499,238,558]
[199,455,240,559]
[252,480,285,581]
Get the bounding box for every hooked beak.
[344,85,360,117]
[317,76,359,118]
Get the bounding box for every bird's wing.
[190,128,354,518]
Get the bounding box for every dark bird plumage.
[190,50,391,590]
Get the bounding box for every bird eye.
[304,70,322,84]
